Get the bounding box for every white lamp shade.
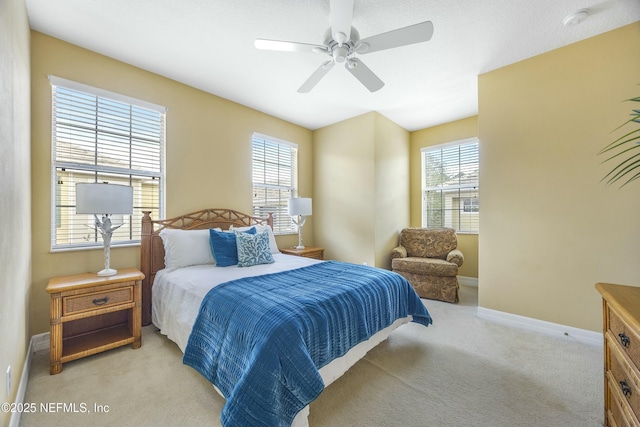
[76,183,133,215]
[288,197,312,216]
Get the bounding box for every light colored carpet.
[19,286,603,427]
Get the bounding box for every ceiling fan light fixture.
[333,45,349,63]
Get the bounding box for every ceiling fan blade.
[345,58,384,92]
[255,38,325,53]
[357,21,434,54]
[330,0,353,45]
[298,60,335,93]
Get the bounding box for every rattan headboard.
[140,208,273,325]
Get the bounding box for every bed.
[140,208,432,427]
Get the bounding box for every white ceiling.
[26,0,640,131]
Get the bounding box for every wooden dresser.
[596,283,640,427]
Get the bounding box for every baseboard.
[31,332,49,354]
[8,333,48,427]
[477,307,602,347]
[458,276,478,287]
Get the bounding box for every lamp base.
[294,245,306,250]
[97,268,118,277]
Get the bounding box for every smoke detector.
[563,9,589,27]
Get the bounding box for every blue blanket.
[183,261,432,427]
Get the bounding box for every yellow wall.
[410,116,479,278]
[30,32,313,336]
[1,0,31,424]
[313,113,376,264]
[313,112,410,268]
[478,22,640,332]
[374,114,410,269]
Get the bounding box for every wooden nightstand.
[280,246,324,260]
[46,268,144,374]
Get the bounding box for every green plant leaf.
[602,154,640,186]
[600,93,640,187]
[622,171,640,187]
[601,142,640,164]
[599,129,640,154]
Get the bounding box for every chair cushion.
[392,257,458,276]
[400,228,457,259]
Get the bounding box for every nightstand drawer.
[63,286,133,316]
[302,250,323,260]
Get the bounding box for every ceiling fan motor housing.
[323,26,360,63]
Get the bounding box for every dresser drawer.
[609,307,640,370]
[63,286,133,316]
[609,339,640,419]
[608,380,625,427]
[607,384,632,427]
[607,370,640,427]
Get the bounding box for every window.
[463,197,479,213]
[50,76,165,250]
[421,138,479,233]
[251,133,298,234]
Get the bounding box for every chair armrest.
[391,246,407,259]
[447,249,464,267]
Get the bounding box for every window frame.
[421,137,479,234]
[251,132,299,235]
[49,76,166,251]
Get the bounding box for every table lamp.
[76,183,133,276]
[288,197,312,249]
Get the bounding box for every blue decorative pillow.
[209,227,256,267]
[236,231,275,267]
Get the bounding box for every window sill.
[274,231,298,237]
[50,241,141,253]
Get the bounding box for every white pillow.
[230,224,280,254]
[159,228,221,271]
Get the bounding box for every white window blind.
[251,133,298,234]
[51,77,166,250]
[421,138,479,233]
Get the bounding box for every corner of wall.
[1,1,32,425]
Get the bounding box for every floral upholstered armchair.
[391,228,464,303]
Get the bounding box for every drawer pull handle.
[92,297,109,306]
[620,380,633,397]
[619,333,631,348]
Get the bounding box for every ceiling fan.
[254,0,434,93]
